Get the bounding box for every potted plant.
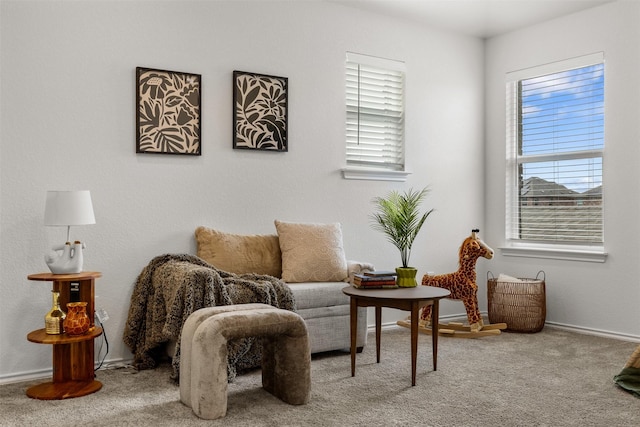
[370,187,434,287]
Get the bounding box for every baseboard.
[544,321,640,343]
[373,313,640,343]
[0,368,54,386]
[0,357,134,386]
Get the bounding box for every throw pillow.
[274,220,348,283]
[194,226,282,278]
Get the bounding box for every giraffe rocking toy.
[398,229,506,338]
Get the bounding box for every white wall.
[485,1,640,338]
[0,0,484,381]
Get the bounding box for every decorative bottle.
[44,290,66,334]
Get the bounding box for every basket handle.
[535,270,546,281]
[487,271,496,281]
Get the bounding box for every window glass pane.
[520,64,604,156]
[346,55,405,170]
[506,56,604,245]
[518,159,602,242]
[521,158,602,194]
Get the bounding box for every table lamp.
[44,190,96,274]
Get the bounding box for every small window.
[345,52,405,173]
[506,53,604,246]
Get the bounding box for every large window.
[506,53,604,247]
[345,52,405,172]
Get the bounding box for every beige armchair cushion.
[274,220,348,283]
[195,226,282,277]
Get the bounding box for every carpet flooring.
[1,326,638,426]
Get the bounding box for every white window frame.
[342,52,410,182]
[502,52,607,263]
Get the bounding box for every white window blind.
[346,52,405,170]
[506,53,604,245]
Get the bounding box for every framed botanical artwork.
[136,67,201,155]
[233,70,288,152]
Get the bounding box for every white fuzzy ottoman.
[180,304,311,420]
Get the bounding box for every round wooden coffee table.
[342,285,451,386]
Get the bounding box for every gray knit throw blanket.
[122,253,296,381]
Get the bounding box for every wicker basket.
[487,271,546,333]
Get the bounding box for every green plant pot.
[395,267,418,288]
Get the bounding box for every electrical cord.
[95,317,109,371]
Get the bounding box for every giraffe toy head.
[460,229,494,261]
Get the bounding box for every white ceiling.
[330,0,616,38]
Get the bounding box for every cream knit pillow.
[274,220,348,283]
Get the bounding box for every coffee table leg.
[411,301,419,386]
[375,306,382,363]
[350,297,357,377]
[432,300,439,371]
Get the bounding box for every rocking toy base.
[396,318,507,338]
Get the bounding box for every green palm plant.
[370,187,434,268]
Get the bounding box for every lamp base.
[45,241,85,274]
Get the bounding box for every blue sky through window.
[519,64,604,193]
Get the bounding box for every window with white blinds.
[505,53,604,245]
[346,52,405,171]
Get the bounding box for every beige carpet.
[1,326,638,426]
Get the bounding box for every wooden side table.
[26,271,102,400]
[342,285,451,386]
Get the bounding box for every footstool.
[180,304,311,420]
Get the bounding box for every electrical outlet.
[70,282,80,302]
[96,308,109,323]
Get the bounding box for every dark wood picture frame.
[233,70,288,152]
[136,67,201,155]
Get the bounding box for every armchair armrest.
[345,260,375,283]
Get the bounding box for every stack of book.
[353,271,398,289]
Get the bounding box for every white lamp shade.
[44,190,96,226]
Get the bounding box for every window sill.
[341,167,410,182]
[499,246,608,263]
